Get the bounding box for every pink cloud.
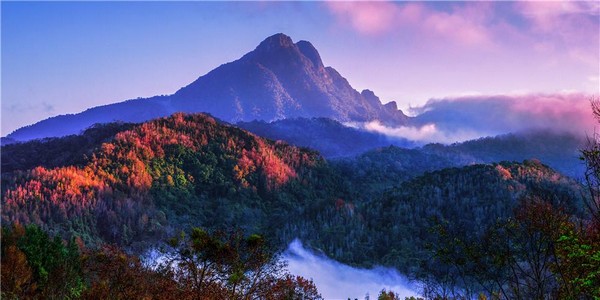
[421,5,491,46]
[515,1,599,64]
[325,1,599,61]
[412,93,596,137]
[517,1,599,31]
[353,93,597,144]
[325,1,494,47]
[325,1,400,35]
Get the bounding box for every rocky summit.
[7,33,408,142]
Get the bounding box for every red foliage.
[2,113,321,241]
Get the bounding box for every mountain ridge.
[7,33,408,142]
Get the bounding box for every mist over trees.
[1,109,596,299]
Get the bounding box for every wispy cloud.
[5,101,55,114]
[325,1,400,36]
[362,121,482,144]
[325,1,494,47]
[516,1,600,64]
[327,1,500,46]
[325,1,599,60]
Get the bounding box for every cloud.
[413,93,595,137]
[325,1,399,36]
[325,1,495,47]
[361,121,482,144]
[352,93,595,145]
[325,1,599,63]
[516,1,600,64]
[5,101,55,114]
[283,239,418,299]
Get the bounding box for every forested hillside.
[422,130,585,178]
[1,113,343,249]
[297,160,584,267]
[1,112,595,299]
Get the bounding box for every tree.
[581,97,600,223]
[1,224,35,299]
[81,245,182,300]
[162,227,322,299]
[1,224,84,299]
[377,289,400,300]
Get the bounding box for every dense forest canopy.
[1,111,598,299]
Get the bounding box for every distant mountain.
[237,117,416,158]
[7,33,408,142]
[333,130,585,194]
[235,118,585,177]
[422,130,586,178]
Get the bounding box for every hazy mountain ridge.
[422,130,586,178]
[237,117,416,158]
[236,116,585,179]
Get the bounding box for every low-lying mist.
[283,239,418,299]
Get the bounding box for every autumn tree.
[81,245,182,300]
[1,224,35,299]
[162,227,322,299]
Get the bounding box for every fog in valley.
[283,239,418,299]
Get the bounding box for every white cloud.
[284,239,419,299]
[354,93,596,145]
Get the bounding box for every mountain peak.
[296,40,323,68]
[255,33,295,52]
[7,33,409,141]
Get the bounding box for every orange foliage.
[1,245,35,297]
[238,139,297,189]
[2,113,321,237]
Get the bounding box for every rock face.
[7,33,408,141]
[173,33,407,124]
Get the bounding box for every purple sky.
[2,1,599,136]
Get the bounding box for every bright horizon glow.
[2,1,599,136]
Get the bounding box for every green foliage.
[0,112,591,300]
[161,227,322,299]
[1,224,84,299]
[554,224,600,298]
[2,224,322,299]
[1,122,135,173]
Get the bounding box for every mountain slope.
[7,33,408,142]
[329,130,584,195]
[1,113,336,247]
[1,113,586,284]
[306,160,584,272]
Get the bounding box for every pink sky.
[2,1,599,135]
